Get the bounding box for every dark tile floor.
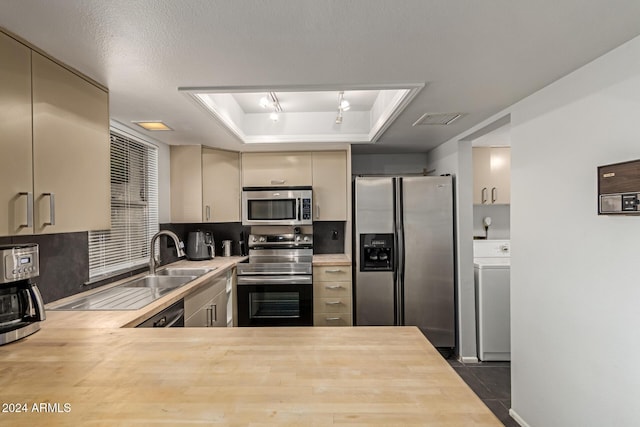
[447,359,520,427]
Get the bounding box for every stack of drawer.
[313,265,352,326]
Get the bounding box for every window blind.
[88,129,159,279]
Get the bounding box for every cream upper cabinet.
[0,32,33,236]
[31,53,110,234]
[171,145,240,223]
[202,148,240,222]
[241,152,312,187]
[1,38,109,237]
[312,151,347,221]
[170,145,203,223]
[473,147,511,205]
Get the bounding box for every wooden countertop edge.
[43,256,246,329]
[44,254,351,329]
[312,253,352,265]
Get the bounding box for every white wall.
[427,34,640,426]
[473,204,510,239]
[426,139,478,361]
[507,35,640,427]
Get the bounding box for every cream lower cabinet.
[241,152,312,187]
[184,272,229,327]
[1,33,110,236]
[312,151,347,221]
[313,265,352,326]
[171,146,240,223]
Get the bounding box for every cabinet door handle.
[481,187,488,204]
[212,304,217,323]
[325,285,345,289]
[42,193,55,226]
[18,192,33,228]
[325,317,341,321]
[206,307,213,327]
[491,187,497,203]
[325,301,342,306]
[325,269,344,273]
[271,179,286,185]
[315,204,320,219]
[205,205,211,221]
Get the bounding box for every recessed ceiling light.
[132,121,173,131]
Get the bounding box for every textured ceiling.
[1,0,640,153]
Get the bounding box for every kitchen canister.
[221,240,232,257]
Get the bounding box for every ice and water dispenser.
[359,234,394,272]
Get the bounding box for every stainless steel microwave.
[242,187,312,226]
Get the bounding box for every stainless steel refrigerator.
[354,176,455,348]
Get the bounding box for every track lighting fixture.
[259,92,282,122]
[336,91,349,124]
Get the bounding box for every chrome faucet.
[149,230,185,275]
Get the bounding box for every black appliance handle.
[158,309,185,328]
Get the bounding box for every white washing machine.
[474,240,511,362]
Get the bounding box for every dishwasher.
[136,299,185,328]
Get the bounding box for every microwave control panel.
[301,198,312,220]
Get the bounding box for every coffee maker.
[0,244,45,345]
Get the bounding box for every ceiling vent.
[412,113,463,126]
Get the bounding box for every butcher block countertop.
[43,256,247,329]
[19,254,501,425]
[0,327,501,426]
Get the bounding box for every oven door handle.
[237,276,312,285]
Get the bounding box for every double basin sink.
[49,267,217,311]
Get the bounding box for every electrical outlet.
[331,230,339,240]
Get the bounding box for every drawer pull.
[325,317,341,321]
[325,301,342,306]
[325,269,344,273]
[271,179,286,185]
[325,285,345,290]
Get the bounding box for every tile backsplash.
[1,232,89,304]
[0,221,346,305]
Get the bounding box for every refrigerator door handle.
[394,177,406,326]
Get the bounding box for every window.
[88,129,159,279]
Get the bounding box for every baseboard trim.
[509,408,530,427]
[460,356,479,363]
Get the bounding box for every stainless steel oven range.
[236,233,313,326]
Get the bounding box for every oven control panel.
[249,234,313,249]
[1,244,39,283]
